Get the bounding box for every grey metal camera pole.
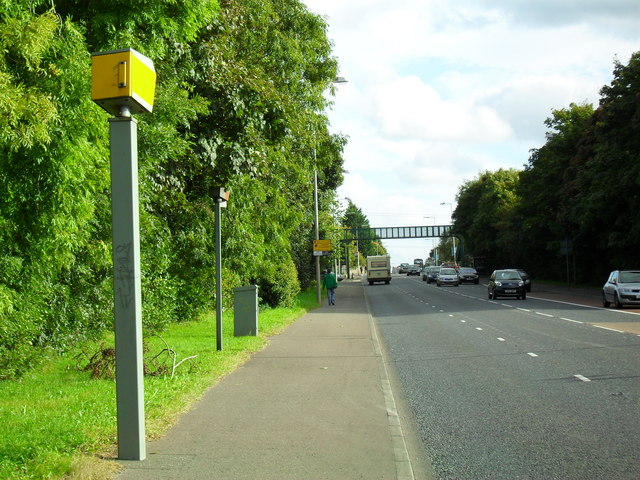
[215,197,223,351]
[109,114,146,460]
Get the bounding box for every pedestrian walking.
[323,267,338,305]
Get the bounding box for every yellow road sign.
[313,240,332,252]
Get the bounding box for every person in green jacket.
[323,267,338,305]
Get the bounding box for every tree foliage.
[452,53,640,283]
[340,199,383,264]
[0,0,346,377]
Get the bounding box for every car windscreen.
[497,271,521,280]
[440,268,457,275]
[619,271,640,283]
[460,268,476,274]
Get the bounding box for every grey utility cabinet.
[234,285,258,336]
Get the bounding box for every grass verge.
[0,289,318,479]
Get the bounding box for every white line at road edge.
[574,374,591,382]
[593,325,625,333]
[365,293,416,480]
[529,295,640,316]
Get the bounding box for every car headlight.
[518,281,524,287]
[494,281,502,286]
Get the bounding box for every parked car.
[508,268,531,292]
[436,267,460,287]
[407,264,421,276]
[398,263,410,274]
[458,267,479,284]
[602,270,640,308]
[423,266,440,283]
[488,269,526,300]
[420,266,429,281]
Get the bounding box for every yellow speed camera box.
[91,48,156,116]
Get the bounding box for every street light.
[313,76,348,304]
[440,202,457,266]
[212,187,230,351]
[423,216,437,264]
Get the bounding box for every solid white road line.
[593,325,625,333]
[574,374,591,382]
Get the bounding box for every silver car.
[436,268,460,287]
[602,270,640,308]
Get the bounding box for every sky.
[302,0,640,266]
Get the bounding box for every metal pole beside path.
[215,198,223,351]
[109,116,146,461]
[314,169,321,304]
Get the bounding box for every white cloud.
[371,76,513,142]
[303,0,640,264]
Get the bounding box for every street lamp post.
[313,76,348,304]
[212,188,230,351]
[423,216,436,263]
[313,167,321,304]
[440,202,456,266]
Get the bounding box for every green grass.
[0,289,318,479]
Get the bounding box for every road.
[366,275,640,480]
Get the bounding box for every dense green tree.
[565,53,640,278]
[453,169,520,271]
[162,0,343,306]
[0,7,112,377]
[516,103,593,278]
[453,53,639,284]
[341,198,377,264]
[0,0,346,377]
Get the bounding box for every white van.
[367,255,391,285]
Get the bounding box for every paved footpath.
[116,281,423,480]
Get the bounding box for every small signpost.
[91,48,156,461]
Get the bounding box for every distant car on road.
[602,270,640,308]
[437,268,460,287]
[423,266,440,283]
[458,267,479,284]
[488,269,526,300]
[507,268,531,292]
[407,264,421,276]
[398,263,410,274]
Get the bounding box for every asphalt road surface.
[366,275,640,480]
